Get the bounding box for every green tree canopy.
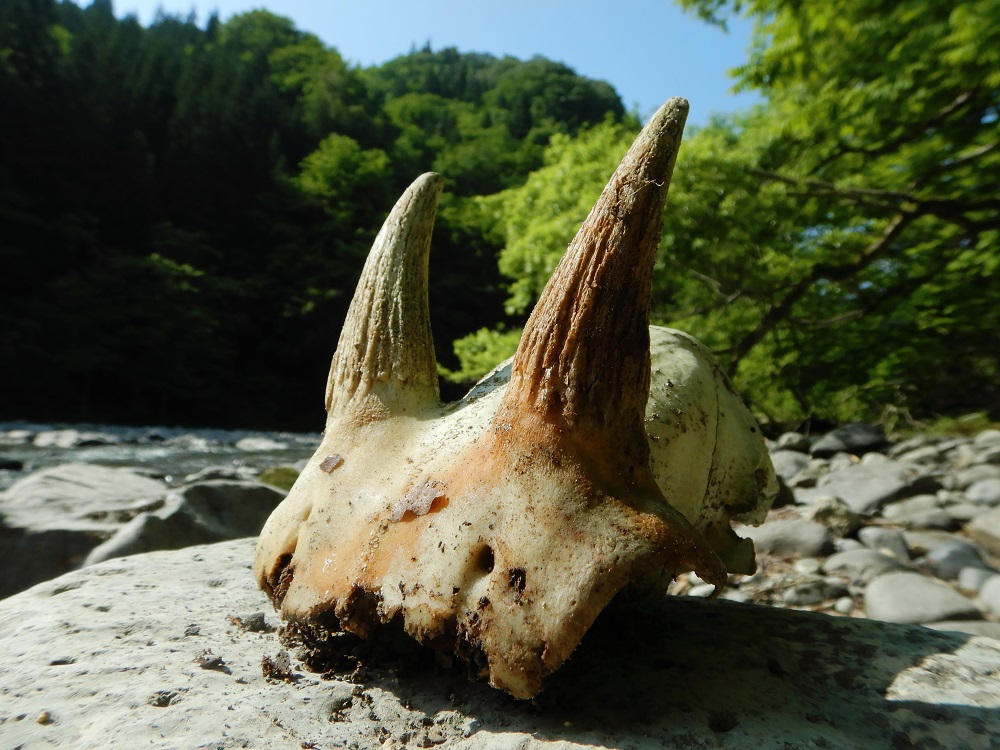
[475,0,999,426]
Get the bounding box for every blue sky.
[107,0,758,126]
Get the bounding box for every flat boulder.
[0,463,168,597]
[84,480,286,565]
[1,539,999,749]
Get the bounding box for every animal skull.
[254,98,777,699]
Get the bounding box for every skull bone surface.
[254,98,777,699]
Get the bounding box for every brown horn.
[496,98,688,457]
[326,172,444,420]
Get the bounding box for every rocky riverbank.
[2,420,1000,748]
[2,420,1000,629]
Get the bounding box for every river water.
[0,421,321,491]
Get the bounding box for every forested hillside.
[2,0,997,431]
[0,0,626,428]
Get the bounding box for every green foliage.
[443,327,522,385]
[0,2,625,428]
[466,0,999,426]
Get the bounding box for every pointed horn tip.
[410,172,445,194]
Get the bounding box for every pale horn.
[254,98,777,699]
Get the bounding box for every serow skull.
[254,98,778,699]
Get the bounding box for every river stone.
[958,567,998,593]
[84,480,286,565]
[2,539,1000,749]
[954,464,1000,490]
[979,575,1000,617]
[925,540,995,580]
[774,432,811,453]
[733,518,833,558]
[976,429,1000,447]
[823,548,909,584]
[798,461,939,515]
[925,620,1000,641]
[810,423,886,458]
[769,450,811,480]
[857,527,910,561]
[0,463,168,598]
[966,478,1000,506]
[804,496,861,537]
[967,507,1000,557]
[865,571,983,624]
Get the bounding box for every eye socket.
[475,545,495,574]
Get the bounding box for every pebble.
[734,518,833,558]
[822,548,908,584]
[857,526,910,561]
[925,540,995,580]
[804,496,861,537]
[968,507,1000,557]
[865,571,983,624]
[957,567,997,593]
[980,576,1000,616]
[966,478,1000,506]
[834,596,855,615]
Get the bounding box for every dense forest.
[1,0,997,431]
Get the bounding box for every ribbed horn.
[326,172,444,419]
[496,99,688,451]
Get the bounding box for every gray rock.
[973,445,1000,465]
[734,518,833,558]
[887,435,932,458]
[966,478,1000,506]
[235,436,288,452]
[892,445,943,465]
[975,429,1000,447]
[833,596,855,615]
[925,620,1000,641]
[0,463,168,597]
[793,558,822,576]
[958,567,998,593]
[890,508,958,531]
[781,578,847,606]
[84,480,285,565]
[979,575,1000,617]
[3,539,1000,750]
[823,548,909,583]
[865,571,983,624]
[881,493,941,520]
[903,529,965,555]
[967,507,1000,557]
[833,537,865,553]
[946,502,991,522]
[925,540,995,580]
[804,495,861,537]
[954,464,1000,489]
[768,450,811,480]
[786,459,830,488]
[857,526,910,561]
[774,432,811,453]
[798,461,939,515]
[810,423,886,458]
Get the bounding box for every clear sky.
[106,0,757,126]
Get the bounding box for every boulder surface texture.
[1,539,999,749]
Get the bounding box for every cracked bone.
[254,98,777,699]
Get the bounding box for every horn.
[496,99,688,457]
[325,172,444,420]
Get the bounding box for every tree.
[473,1,999,424]
[665,0,1000,423]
